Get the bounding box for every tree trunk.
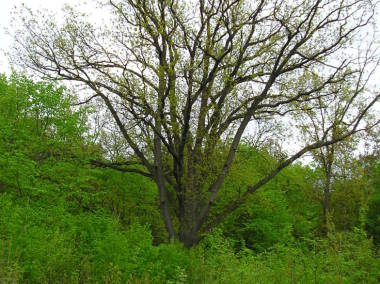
[178,217,200,248]
[323,169,332,234]
[179,228,199,248]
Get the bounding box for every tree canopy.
[11,0,380,246]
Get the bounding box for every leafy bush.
[1,73,379,283]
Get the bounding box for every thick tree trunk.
[177,188,202,247]
[179,228,199,248]
[178,216,200,248]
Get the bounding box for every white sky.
[0,0,72,72]
[0,0,100,73]
[1,0,379,74]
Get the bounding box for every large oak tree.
[11,0,379,246]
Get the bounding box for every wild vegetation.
[0,73,379,283]
[1,0,380,283]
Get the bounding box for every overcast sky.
[0,0,99,73]
[1,0,379,74]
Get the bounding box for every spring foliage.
[0,74,379,282]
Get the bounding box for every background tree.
[294,50,379,233]
[11,0,379,246]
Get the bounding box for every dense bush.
[0,74,379,283]
[1,191,379,283]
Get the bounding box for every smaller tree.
[295,51,379,233]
